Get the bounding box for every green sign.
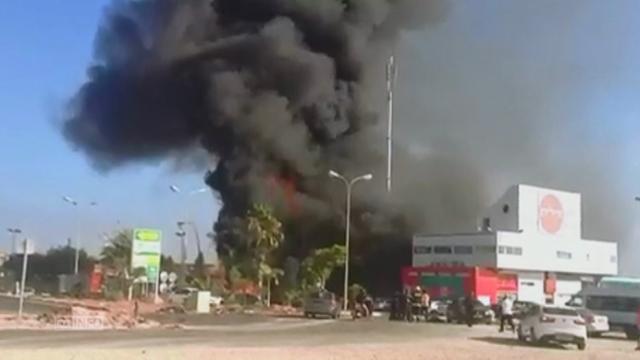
[132,228,162,283]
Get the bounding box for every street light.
[171,183,211,285]
[7,228,22,254]
[62,196,97,274]
[169,184,210,257]
[328,170,373,311]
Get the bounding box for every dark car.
[373,297,392,312]
[445,297,495,324]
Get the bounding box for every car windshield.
[311,291,333,300]
[543,307,579,316]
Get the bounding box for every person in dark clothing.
[409,286,424,322]
[389,292,399,320]
[403,288,412,321]
[364,295,374,317]
[464,292,476,327]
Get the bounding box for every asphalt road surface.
[0,295,61,315]
[0,315,474,348]
[2,315,640,359]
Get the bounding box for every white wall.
[555,278,582,306]
[496,231,617,275]
[517,271,545,304]
[413,230,617,276]
[413,233,497,267]
[518,185,582,239]
[485,186,520,232]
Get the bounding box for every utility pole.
[329,170,373,311]
[18,238,31,321]
[7,228,22,254]
[386,55,398,193]
[176,223,187,287]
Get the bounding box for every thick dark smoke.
[63,0,487,293]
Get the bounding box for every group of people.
[350,287,374,319]
[388,286,518,331]
[389,286,431,321]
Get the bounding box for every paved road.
[2,316,639,359]
[0,295,61,315]
[0,317,477,348]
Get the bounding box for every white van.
[566,284,640,339]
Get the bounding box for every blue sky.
[2,1,640,273]
[0,1,219,261]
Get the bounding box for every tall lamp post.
[170,185,210,260]
[7,228,22,253]
[63,196,97,274]
[329,170,373,311]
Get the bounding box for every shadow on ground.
[593,333,634,342]
[471,336,567,350]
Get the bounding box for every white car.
[428,300,449,322]
[169,287,199,306]
[210,295,224,307]
[576,308,609,337]
[517,305,587,350]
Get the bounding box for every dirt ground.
[3,337,639,360]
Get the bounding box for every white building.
[412,184,618,305]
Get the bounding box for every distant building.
[0,251,8,267]
[403,185,618,305]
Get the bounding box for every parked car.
[169,287,198,305]
[576,308,609,337]
[566,287,634,338]
[373,297,392,312]
[210,295,224,307]
[512,300,537,319]
[304,290,340,319]
[446,297,495,324]
[427,299,449,322]
[517,305,587,350]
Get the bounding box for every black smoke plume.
[64,0,473,293]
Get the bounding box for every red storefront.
[401,265,519,305]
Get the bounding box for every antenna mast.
[386,55,397,193]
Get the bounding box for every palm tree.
[101,230,142,298]
[301,245,346,290]
[101,230,132,278]
[246,203,284,306]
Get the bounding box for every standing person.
[464,292,476,327]
[403,288,412,322]
[133,300,139,320]
[499,296,515,332]
[389,291,399,320]
[421,290,431,321]
[636,305,640,351]
[410,286,423,322]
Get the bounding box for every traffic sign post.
[17,238,34,321]
[131,229,162,302]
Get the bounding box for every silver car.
[303,290,340,319]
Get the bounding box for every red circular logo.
[539,195,563,234]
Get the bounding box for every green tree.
[101,230,136,298]
[160,255,177,273]
[101,230,132,277]
[300,245,346,290]
[193,251,206,281]
[246,203,284,306]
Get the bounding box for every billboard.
[132,228,162,283]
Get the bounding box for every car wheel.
[577,340,586,351]
[530,328,538,344]
[517,326,526,342]
[589,332,602,338]
[625,326,638,340]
